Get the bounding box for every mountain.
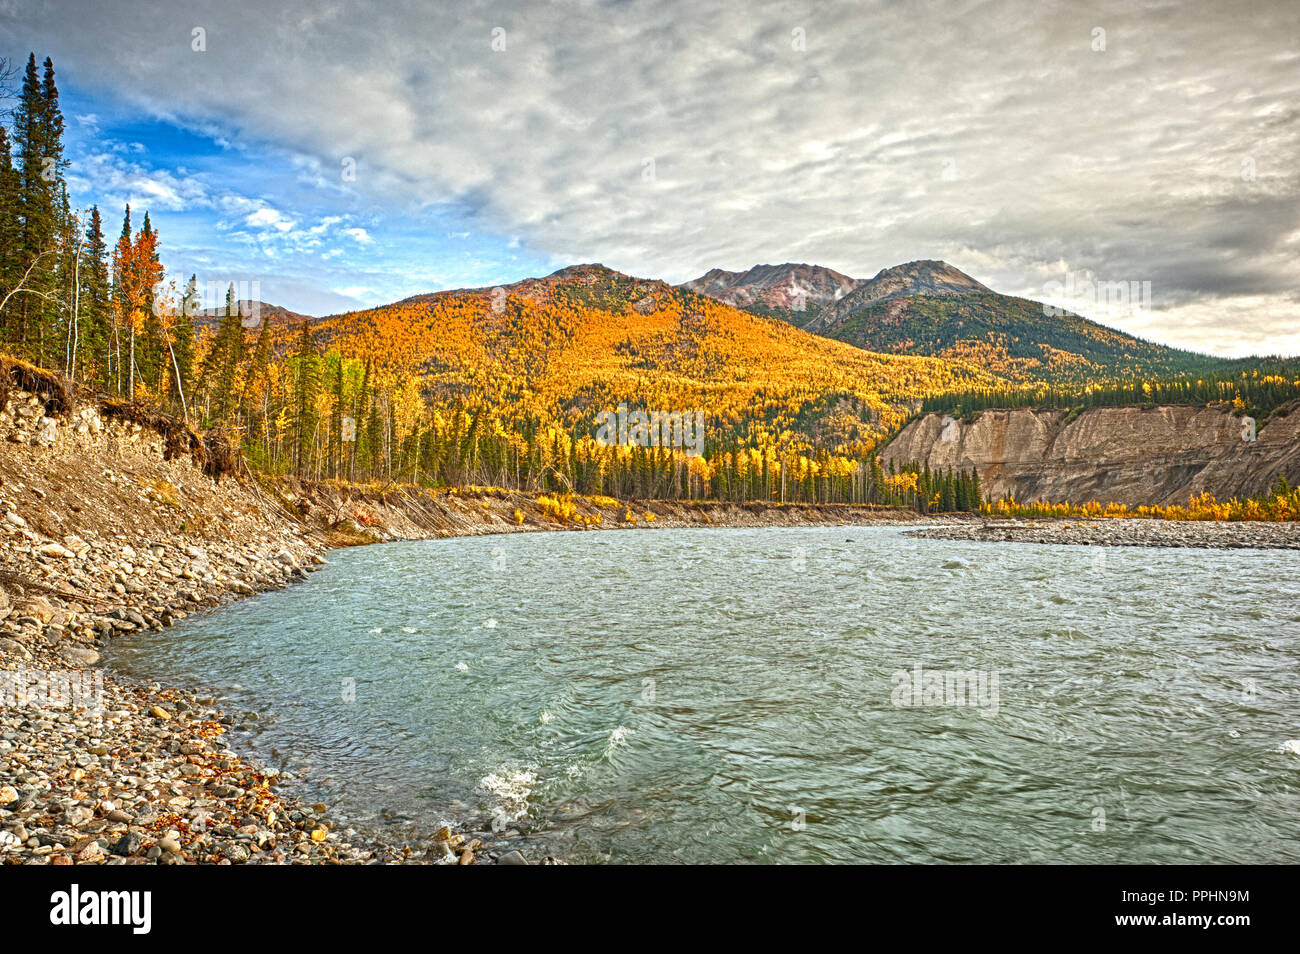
[803,260,990,333]
[301,263,1002,454]
[678,263,862,327]
[690,259,1230,384]
[195,300,314,331]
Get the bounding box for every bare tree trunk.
[167,336,189,427]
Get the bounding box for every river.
[107,526,1300,863]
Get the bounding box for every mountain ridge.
[288,261,1002,457]
[682,258,1234,383]
[804,259,991,333]
[205,259,1255,388]
[678,263,862,324]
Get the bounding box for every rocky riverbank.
[0,377,943,866]
[904,517,1300,549]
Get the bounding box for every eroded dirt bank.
[0,379,934,867]
[881,402,1300,506]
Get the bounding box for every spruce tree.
[942,469,956,512]
[291,320,320,475]
[0,126,21,340]
[78,206,111,387]
[329,356,344,478]
[208,283,245,423]
[137,211,164,395]
[111,204,132,396]
[12,53,64,359]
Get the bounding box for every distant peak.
[547,263,628,281]
[801,260,993,334]
[868,260,988,289]
[677,262,864,317]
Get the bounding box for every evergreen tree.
[10,53,65,359]
[329,356,344,478]
[77,205,111,387]
[205,283,245,423]
[137,211,164,394]
[0,126,23,340]
[111,204,132,396]
[291,320,320,475]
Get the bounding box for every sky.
[1,0,1297,356]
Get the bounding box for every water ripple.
[108,526,1300,864]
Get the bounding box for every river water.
[107,526,1300,863]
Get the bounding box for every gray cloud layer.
[4,0,1298,354]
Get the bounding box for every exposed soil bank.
[0,382,944,865]
[905,517,1300,549]
[881,401,1300,507]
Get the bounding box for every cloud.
[66,150,209,212]
[12,0,1300,353]
[333,285,375,299]
[244,206,297,232]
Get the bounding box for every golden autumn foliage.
[204,265,1011,503]
[290,266,1001,458]
[983,483,1300,522]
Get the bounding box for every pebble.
[905,518,1300,550]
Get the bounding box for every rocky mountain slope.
[687,259,1228,384]
[804,260,990,332]
[678,263,862,327]
[880,402,1300,506]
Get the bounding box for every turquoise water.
[107,526,1300,863]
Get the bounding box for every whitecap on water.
[1281,740,1300,756]
[401,626,417,634]
[483,618,499,629]
[480,769,536,825]
[604,726,633,757]
[454,662,469,672]
[369,627,383,634]
[539,710,555,725]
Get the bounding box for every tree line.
[921,371,1300,421]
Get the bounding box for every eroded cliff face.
[880,403,1300,506]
